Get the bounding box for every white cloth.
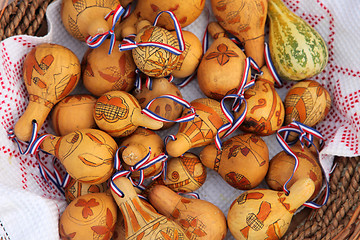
[0,0,359,239]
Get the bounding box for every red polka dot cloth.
[0,0,358,239]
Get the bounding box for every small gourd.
[267,0,329,81]
[197,22,250,100]
[227,178,315,240]
[82,39,136,97]
[111,177,190,240]
[236,66,285,136]
[93,90,163,138]
[164,153,207,193]
[119,127,165,179]
[40,129,117,184]
[132,78,183,129]
[200,133,269,190]
[61,0,120,41]
[148,185,227,240]
[51,94,97,136]
[59,192,117,240]
[14,43,80,142]
[64,177,109,203]
[211,0,268,67]
[166,98,229,157]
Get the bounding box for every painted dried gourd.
[119,127,164,179]
[59,192,117,240]
[14,43,80,142]
[93,90,163,138]
[166,98,230,157]
[133,78,183,129]
[164,152,207,193]
[236,66,285,136]
[51,94,97,136]
[64,177,109,203]
[40,129,117,184]
[200,133,269,190]
[61,0,120,41]
[268,0,328,81]
[82,39,136,97]
[170,30,203,78]
[111,177,190,240]
[148,185,227,240]
[132,20,180,78]
[197,22,250,100]
[284,80,331,127]
[211,0,268,67]
[266,144,323,201]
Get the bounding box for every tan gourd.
[111,177,190,240]
[170,30,203,78]
[148,185,227,240]
[266,144,323,201]
[131,20,180,78]
[59,192,117,240]
[94,90,163,138]
[227,178,315,240]
[197,22,250,100]
[40,129,117,184]
[119,127,164,179]
[115,0,205,37]
[211,0,268,67]
[82,39,136,97]
[166,98,229,157]
[64,177,109,203]
[268,0,328,81]
[236,66,285,136]
[14,43,80,142]
[61,0,120,41]
[51,94,97,136]
[200,133,269,190]
[132,78,183,129]
[164,153,207,193]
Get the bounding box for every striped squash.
[268,0,328,81]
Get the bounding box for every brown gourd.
[14,43,80,142]
[211,0,268,67]
[148,185,227,240]
[64,177,109,203]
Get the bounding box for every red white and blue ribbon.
[134,72,175,91]
[119,11,185,56]
[214,57,261,150]
[86,4,130,54]
[276,121,329,209]
[142,94,196,123]
[264,42,283,88]
[178,192,200,199]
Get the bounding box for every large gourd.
[267,0,328,81]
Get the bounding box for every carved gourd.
[40,129,117,184]
[227,178,315,240]
[197,22,250,100]
[211,0,268,67]
[166,98,230,157]
[236,66,285,136]
[268,0,328,81]
[132,78,183,129]
[148,185,227,240]
[61,0,120,41]
[94,90,163,138]
[14,43,80,142]
[119,127,165,179]
[164,153,207,193]
[59,192,117,239]
[51,94,97,136]
[82,39,136,97]
[111,177,190,240]
[64,177,109,203]
[200,133,269,190]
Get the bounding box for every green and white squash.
[268,0,328,81]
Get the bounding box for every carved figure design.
[94,95,130,123]
[205,43,239,66]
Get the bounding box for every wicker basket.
[1,1,359,240]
